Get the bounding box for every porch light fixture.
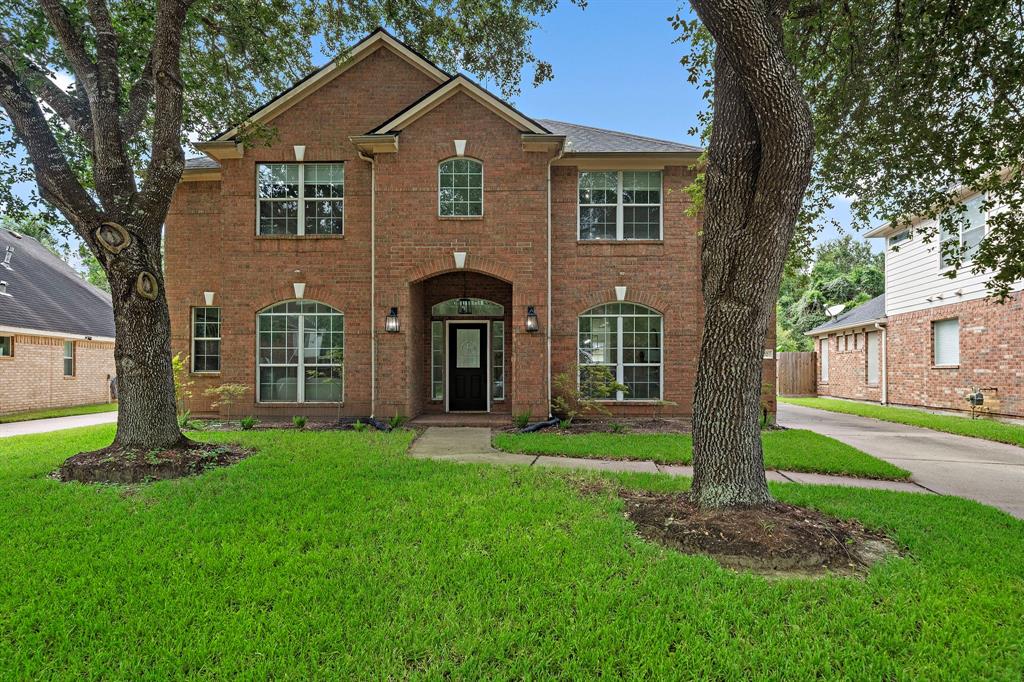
[458,297,473,315]
[385,307,400,333]
[525,306,539,332]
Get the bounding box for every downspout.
[546,146,564,418]
[874,321,887,405]
[359,151,376,418]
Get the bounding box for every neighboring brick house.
[166,29,776,421]
[0,228,116,416]
[808,190,1024,416]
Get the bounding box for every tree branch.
[36,0,97,98]
[0,36,92,137]
[122,53,154,138]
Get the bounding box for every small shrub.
[177,410,191,429]
[171,354,194,416]
[292,415,307,430]
[609,421,627,434]
[203,383,250,413]
[559,419,572,430]
[352,420,367,432]
[551,365,627,426]
[513,411,532,429]
[389,414,408,429]
[240,416,257,431]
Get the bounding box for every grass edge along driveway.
[493,429,910,480]
[0,425,1021,679]
[781,396,1024,448]
[0,402,117,424]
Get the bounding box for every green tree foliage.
[777,236,884,351]
[677,2,1024,298]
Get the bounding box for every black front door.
[448,323,488,411]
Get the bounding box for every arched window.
[578,303,662,401]
[257,301,344,403]
[439,158,483,217]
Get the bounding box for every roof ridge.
[537,118,697,149]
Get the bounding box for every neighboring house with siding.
[808,191,1024,416]
[0,227,116,416]
[165,28,776,421]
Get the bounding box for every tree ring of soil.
[621,490,900,578]
[55,440,254,484]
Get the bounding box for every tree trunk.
[104,223,185,450]
[689,0,815,508]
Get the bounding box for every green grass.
[781,396,1024,447]
[0,402,117,424]
[0,426,1021,678]
[493,429,911,480]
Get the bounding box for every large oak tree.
[0,0,568,451]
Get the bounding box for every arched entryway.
[409,271,513,415]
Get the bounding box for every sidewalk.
[0,411,118,439]
[408,427,930,494]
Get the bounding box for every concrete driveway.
[0,411,117,439]
[779,402,1024,519]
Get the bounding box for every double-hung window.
[257,162,344,235]
[578,303,662,400]
[257,301,344,402]
[578,171,662,240]
[933,318,960,366]
[192,307,221,373]
[63,341,75,377]
[940,194,986,268]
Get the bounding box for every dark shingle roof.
[0,228,115,338]
[537,119,701,154]
[184,156,221,170]
[806,294,886,336]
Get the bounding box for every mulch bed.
[500,418,694,435]
[55,440,253,484]
[620,490,900,577]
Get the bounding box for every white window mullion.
[297,314,305,403]
[616,315,625,401]
[297,164,305,236]
[616,172,624,241]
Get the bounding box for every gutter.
[0,325,114,343]
[358,151,376,418]
[546,146,564,418]
[874,321,888,404]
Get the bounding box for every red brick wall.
[0,335,114,415]
[887,293,1024,416]
[815,331,882,402]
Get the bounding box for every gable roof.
[806,294,886,336]
[369,75,550,135]
[0,228,115,339]
[211,28,450,142]
[538,119,701,154]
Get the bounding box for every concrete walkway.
[779,402,1024,519]
[408,427,928,494]
[0,410,117,439]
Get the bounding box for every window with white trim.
[431,321,443,400]
[0,335,11,357]
[257,301,344,402]
[578,303,662,400]
[492,321,505,400]
[192,307,221,373]
[820,336,830,382]
[940,194,985,268]
[888,229,911,248]
[439,158,483,217]
[933,318,960,366]
[257,163,344,235]
[578,171,662,240]
[63,340,74,377]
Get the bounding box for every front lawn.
[781,396,1024,447]
[0,402,117,424]
[0,426,1020,678]
[493,429,911,480]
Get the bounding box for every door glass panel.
[456,329,481,368]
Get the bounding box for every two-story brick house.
[166,29,776,422]
[808,190,1024,416]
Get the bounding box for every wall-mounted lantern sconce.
[204,291,215,306]
[385,307,400,333]
[525,306,539,332]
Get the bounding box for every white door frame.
[443,319,491,413]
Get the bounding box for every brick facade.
[166,38,776,422]
[0,334,115,415]
[815,292,1024,416]
[815,330,883,403]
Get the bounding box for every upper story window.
[257,163,344,236]
[63,340,75,377]
[888,229,911,248]
[192,307,221,373]
[940,194,985,269]
[439,158,483,217]
[578,171,662,241]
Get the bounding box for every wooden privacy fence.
[777,351,817,396]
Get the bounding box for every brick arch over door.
[408,254,516,286]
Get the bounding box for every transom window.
[257,301,344,403]
[578,171,662,240]
[578,302,662,400]
[257,163,344,236]
[439,158,483,217]
[192,307,221,373]
[431,298,504,317]
[63,340,75,377]
[940,194,985,268]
